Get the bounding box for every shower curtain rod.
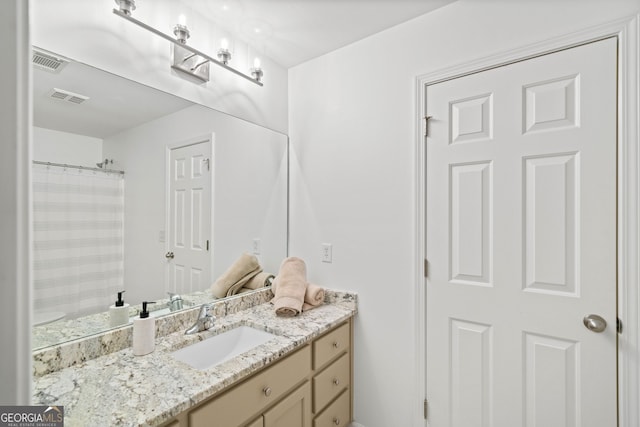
[32,160,125,175]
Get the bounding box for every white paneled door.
[425,38,617,426]
[168,139,212,295]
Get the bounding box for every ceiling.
[34,1,456,138]
[180,0,456,68]
[33,53,193,139]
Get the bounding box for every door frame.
[164,134,215,294]
[414,15,640,427]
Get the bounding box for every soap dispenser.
[109,290,130,327]
[133,301,156,356]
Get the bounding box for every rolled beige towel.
[272,257,308,317]
[225,270,261,297]
[302,283,325,311]
[210,253,262,298]
[244,272,276,290]
[273,280,325,312]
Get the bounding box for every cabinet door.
[263,382,311,427]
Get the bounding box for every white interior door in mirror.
[426,37,617,426]
[168,137,212,295]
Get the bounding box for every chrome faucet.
[185,303,215,334]
[167,292,184,312]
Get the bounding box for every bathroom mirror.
[31,48,288,350]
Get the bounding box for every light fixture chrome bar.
[113,9,263,87]
[33,160,125,175]
[182,52,198,62]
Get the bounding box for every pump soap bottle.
[133,301,156,356]
[109,290,130,327]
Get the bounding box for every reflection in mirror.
[31,48,288,350]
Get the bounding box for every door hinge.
[617,317,623,334]
[206,240,209,251]
[204,158,210,171]
[424,398,428,419]
[424,259,428,278]
[424,115,432,137]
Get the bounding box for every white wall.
[33,126,103,167]
[288,1,640,426]
[103,105,287,305]
[0,0,31,404]
[31,0,288,134]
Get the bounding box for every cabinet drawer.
[313,390,350,427]
[313,322,349,370]
[189,345,311,427]
[312,353,349,413]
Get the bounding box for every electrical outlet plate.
[322,243,332,263]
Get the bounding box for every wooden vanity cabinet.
[261,381,311,427]
[311,322,352,427]
[244,382,312,427]
[160,320,352,427]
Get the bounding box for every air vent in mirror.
[32,50,68,73]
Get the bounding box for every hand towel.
[210,253,262,298]
[225,269,262,297]
[271,280,324,311]
[272,278,325,312]
[244,272,276,290]
[272,257,308,317]
[302,283,325,311]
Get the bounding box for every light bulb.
[178,14,187,27]
[253,57,261,69]
[220,38,229,50]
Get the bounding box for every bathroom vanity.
[164,321,351,427]
[32,288,357,426]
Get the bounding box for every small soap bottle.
[109,290,130,327]
[133,301,156,356]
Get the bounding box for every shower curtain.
[32,163,124,320]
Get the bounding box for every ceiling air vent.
[32,50,68,73]
[48,88,89,105]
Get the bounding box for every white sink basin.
[171,326,277,370]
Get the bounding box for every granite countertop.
[32,291,215,350]
[33,292,357,426]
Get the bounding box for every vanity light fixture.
[115,0,135,16]
[217,38,232,65]
[112,1,263,86]
[250,57,263,83]
[173,14,190,44]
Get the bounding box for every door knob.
[165,252,174,259]
[583,314,607,333]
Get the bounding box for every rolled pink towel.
[302,283,325,311]
[210,253,261,298]
[272,257,308,317]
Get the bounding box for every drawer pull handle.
[332,378,340,386]
[333,341,339,349]
[263,387,272,397]
[333,417,340,425]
